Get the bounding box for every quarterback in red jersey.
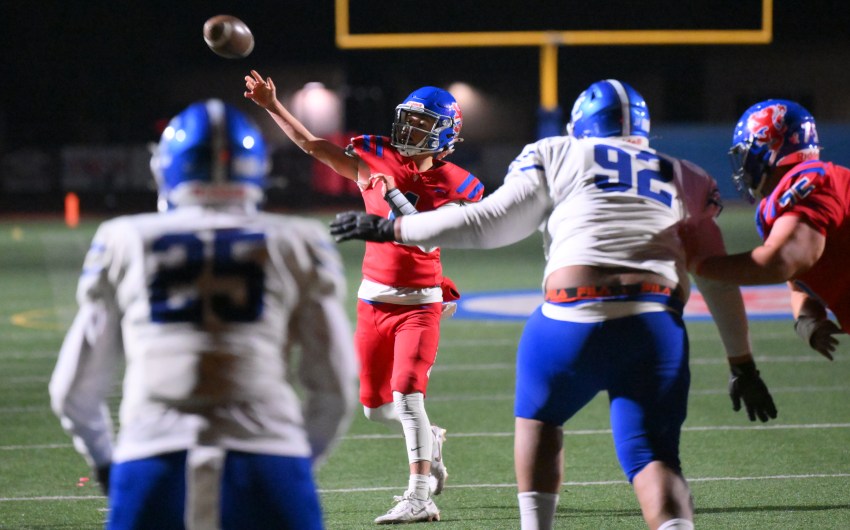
[245,70,483,524]
[688,99,847,359]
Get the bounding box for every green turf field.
[1,205,848,529]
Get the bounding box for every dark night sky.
[3,1,341,147]
[3,1,850,150]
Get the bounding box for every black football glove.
[729,360,777,422]
[96,464,111,496]
[794,316,843,360]
[329,211,395,243]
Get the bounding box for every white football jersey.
[399,135,752,357]
[49,206,357,468]
[400,135,722,299]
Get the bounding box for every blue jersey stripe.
[466,182,484,200]
[362,134,384,158]
[456,174,477,194]
[363,135,384,157]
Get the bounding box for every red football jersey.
[351,135,484,288]
[757,160,850,329]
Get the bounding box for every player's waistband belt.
[545,282,682,305]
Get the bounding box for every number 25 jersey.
[61,206,354,464]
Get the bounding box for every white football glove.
[794,316,844,360]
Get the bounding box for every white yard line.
[426,355,838,372]
[1,384,846,413]
[341,422,850,440]
[0,473,850,502]
[318,472,850,494]
[4,472,848,501]
[5,422,850,451]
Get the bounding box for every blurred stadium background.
[4,2,850,527]
[2,1,850,215]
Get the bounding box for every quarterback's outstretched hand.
[795,316,843,360]
[244,70,277,109]
[330,211,395,243]
[729,360,777,422]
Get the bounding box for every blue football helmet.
[729,99,820,202]
[391,87,463,157]
[150,99,269,211]
[567,79,650,143]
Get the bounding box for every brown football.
[203,15,254,59]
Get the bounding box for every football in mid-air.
[203,15,254,59]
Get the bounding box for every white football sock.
[658,518,695,530]
[408,473,431,500]
[518,491,559,530]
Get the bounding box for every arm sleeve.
[385,188,419,217]
[383,187,436,252]
[48,237,123,468]
[693,274,753,358]
[291,225,358,466]
[682,163,752,358]
[399,149,551,249]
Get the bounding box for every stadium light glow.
[292,82,343,137]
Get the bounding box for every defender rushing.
[332,80,777,530]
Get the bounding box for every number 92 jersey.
[74,206,352,462]
[533,135,721,295]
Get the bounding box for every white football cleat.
[374,492,440,524]
[429,425,448,496]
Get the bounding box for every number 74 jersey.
[755,160,850,328]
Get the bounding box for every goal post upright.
[334,0,773,139]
